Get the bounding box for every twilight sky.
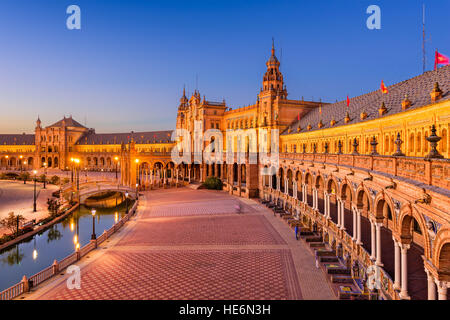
[0,0,449,133]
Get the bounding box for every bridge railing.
[0,200,139,300]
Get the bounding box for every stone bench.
[331,275,354,283]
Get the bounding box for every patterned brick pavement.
[28,188,334,300]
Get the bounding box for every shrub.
[203,176,223,190]
[49,175,60,185]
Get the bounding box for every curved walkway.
[23,188,335,300]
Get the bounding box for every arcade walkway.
[24,188,335,300]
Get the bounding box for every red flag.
[319,104,322,115]
[380,80,388,94]
[346,95,350,107]
[297,112,300,121]
[435,50,450,70]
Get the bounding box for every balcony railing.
[278,152,449,190]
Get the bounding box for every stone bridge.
[63,181,136,203]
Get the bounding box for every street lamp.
[43,162,47,189]
[135,158,140,187]
[70,158,74,183]
[114,156,119,181]
[23,161,27,184]
[33,170,37,212]
[91,208,97,240]
[136,183,139,200]
[19,155,23,171]
[125,192,129,214]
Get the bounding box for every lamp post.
[136,183,139,200]
[5,155,8,170]
[135,159,140,186]
[70,158,74,183]
[125,192,129,214]
[23,161,27,184]
[91,208,97,240]
[114,156,119,181]
[19,155,23,171]
[43,162,47,189]
[33,170,37,212]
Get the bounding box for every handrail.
[0,199,139,300]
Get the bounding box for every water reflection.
[0,201,133,291]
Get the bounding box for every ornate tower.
[261,40,287,99]
[258,41,287,130]
[176,87,188,129]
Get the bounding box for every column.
[323,192,328,217]
[356,209,362,244]
[375,223,383,266]
[293,181,297,199]
[370,220,376,260]
[400,244,410,299]
[285,179,288,195]
[352,207,357,241]
[276,176,280,191]
[188,169,191,183]
[327,193,331,219]
[337,199,341,227]
[437,281,448,300]
[340,201,345,230]
[393,239,401,290]
[426,270,436,300]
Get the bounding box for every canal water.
[0,201,133,291]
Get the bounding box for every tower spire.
[272,37,275,56]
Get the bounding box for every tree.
[19,172,30,184]
[0,212,25,235]
[47,198,61,217]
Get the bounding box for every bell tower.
[176,87,188,129]
[261,40,287,99]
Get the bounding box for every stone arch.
[315,175,325,191]
[433,228,450,277]
[241,164,246,184]
[295,170,302,184]
[398,204,431,258]
[325,177,338,195]
[374,194,396,227]
[286,169,293,195]
[339,181,354,201]
[356,186,372,214]
[279,167,285,191]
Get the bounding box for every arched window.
[441,129,448,153]
[409,133,414,153]
[416,132,422,153]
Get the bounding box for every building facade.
[0,45,449,300]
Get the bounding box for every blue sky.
[0,0,449,133]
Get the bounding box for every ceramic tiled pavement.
[30,188,335,300]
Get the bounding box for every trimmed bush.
[49,175,60,185]
[203,176,223,190]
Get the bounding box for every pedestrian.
[295,225,299,240]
